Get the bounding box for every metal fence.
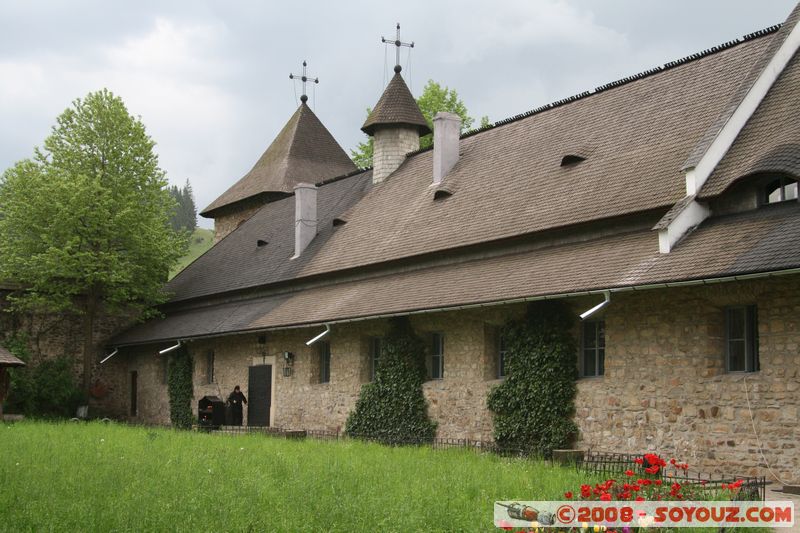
[580,450,767,501]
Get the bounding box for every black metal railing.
[579,451,767,501]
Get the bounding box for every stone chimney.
[361,68,431,184]
[292,183,317,259]
[432,112,461,184]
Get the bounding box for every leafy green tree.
[0,89,187,393]
[350,80,486,168]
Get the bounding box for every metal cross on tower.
[382,23,414,73]
[289,60,319,104]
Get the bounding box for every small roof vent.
[433,188,453,201]
[256,239,268,247]
[561,154,586,167]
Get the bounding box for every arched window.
[764,176,798,204]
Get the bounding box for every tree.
[0,89,188,393]
[168,179,197,233]
[350,80,488,168]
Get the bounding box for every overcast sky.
[1,1,796,228]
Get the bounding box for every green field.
[0,421,583,532]
[0,422,768,532]
[170,228,214,279]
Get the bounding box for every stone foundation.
[110,276,799,482]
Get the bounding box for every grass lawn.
[1,421,584,532]
[1,422,770,532]
[169,228,214,279]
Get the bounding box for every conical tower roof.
[201,102,356,217]
[361,71,431,136]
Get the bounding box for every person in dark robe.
[227,385,247,426]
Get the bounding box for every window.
[725,306,759,372]
[369,337,382,381]
[764,177,798,204]
[206,350,215,384]
[581,320,605,377]
[430,333,444,380]
[497,333,508,379]
[319,341,331,383]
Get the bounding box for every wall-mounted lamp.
[282,351,294,377]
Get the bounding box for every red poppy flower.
[654,479,663,486]
[600,493,612,501]
[644,465,660,474]
[633,457,644,465]
[625,469,635,476]
[564,491,573,499]
[635,496,645,502]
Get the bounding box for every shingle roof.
[112,19,800,347]
[699,32,800,198]
[0,346,25,367]
[166,30,779,305]
[114,203,800,346]
[684,2,800,172]
[361,72,431,136]
[201,103,356,217]
[168,170,373,302]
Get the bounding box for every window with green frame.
[319,341,331,383]
[581,320,605,377]
[369,337,382,381]
[725,305,759,373]
[430,333,444,380]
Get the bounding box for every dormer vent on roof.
[561,154,587,166]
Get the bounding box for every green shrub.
[5,335,84,418]
[167,346,193,429]
[345,317,436,444]
[487,301,578,457]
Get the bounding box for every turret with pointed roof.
[363,67,429,184]
[202,101,356,241]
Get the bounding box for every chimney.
[432,112,461,184]
[292,183,317,258]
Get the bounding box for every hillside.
[169,228,214,279]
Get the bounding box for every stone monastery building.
[104,5,800,482]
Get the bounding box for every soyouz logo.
[493,501,795,529]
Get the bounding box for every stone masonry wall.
[372,127,419,184]
[576,276,799,483]
[213,203,263,243]
[115,275,799,482]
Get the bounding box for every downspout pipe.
[158,341,182,355]
[305,324,330,346]
[99,348,119,365]
[579,291,610,321]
